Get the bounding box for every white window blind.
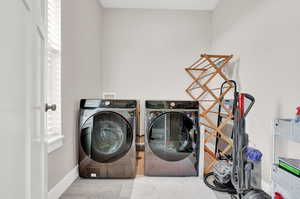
[47,0,61,138]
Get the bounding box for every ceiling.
[99,0,219,11]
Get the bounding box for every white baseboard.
[48,165,79,199]
[262,180,272,196]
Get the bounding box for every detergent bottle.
[295,106,300,123]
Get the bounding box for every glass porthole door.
[148,112,196,161]
[81,111,133,163]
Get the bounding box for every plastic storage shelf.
[274,119,300,143]
[273,119,300,198]
[272,164,300,198]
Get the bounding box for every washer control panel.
[170,102,176,108]
[104,101,111,106]
[80,99,137,109]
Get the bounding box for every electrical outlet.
[102,92,116,99]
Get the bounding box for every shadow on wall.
[223,57,241,91]
[74,100,81,166]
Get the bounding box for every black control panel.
[145,100,199,109]
[80,99,137,109]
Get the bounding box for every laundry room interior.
[2,0,300,199]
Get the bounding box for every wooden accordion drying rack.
[185,54,234,174]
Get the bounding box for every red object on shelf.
[297,106,300,115]
[275,192,284,199]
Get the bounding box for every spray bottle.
[295,107,300,123]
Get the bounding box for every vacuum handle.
[243,93,255,117]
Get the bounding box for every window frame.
[46,0,63,154]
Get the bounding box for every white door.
[0,0,47,199]
[28,0,48,198]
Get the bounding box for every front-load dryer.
[144,100,200,176]
[79,99,137,178]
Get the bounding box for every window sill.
[47,134,64,154]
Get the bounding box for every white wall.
[211,0,300,183]
[48,0,103,190]
[101,9,212,134]
[0,1,28,198]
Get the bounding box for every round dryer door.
[80,111,133,163]
[148,112,196,162]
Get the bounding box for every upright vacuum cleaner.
[204,80,271,199]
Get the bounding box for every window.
[47,0,62,153]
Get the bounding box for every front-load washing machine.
[79,99,137,178]
[144,100,200,176]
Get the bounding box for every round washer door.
[80,111,133,163]
[148,112,196,162]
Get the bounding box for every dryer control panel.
[145,100,199,110]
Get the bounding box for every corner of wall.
[98,0,104,97]
[262,180,273,196]
[48,165,79,199]
[96,0,104,9]
[208,10,214,54]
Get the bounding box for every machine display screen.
[84,100,101,108]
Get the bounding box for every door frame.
[22,0,48,198]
